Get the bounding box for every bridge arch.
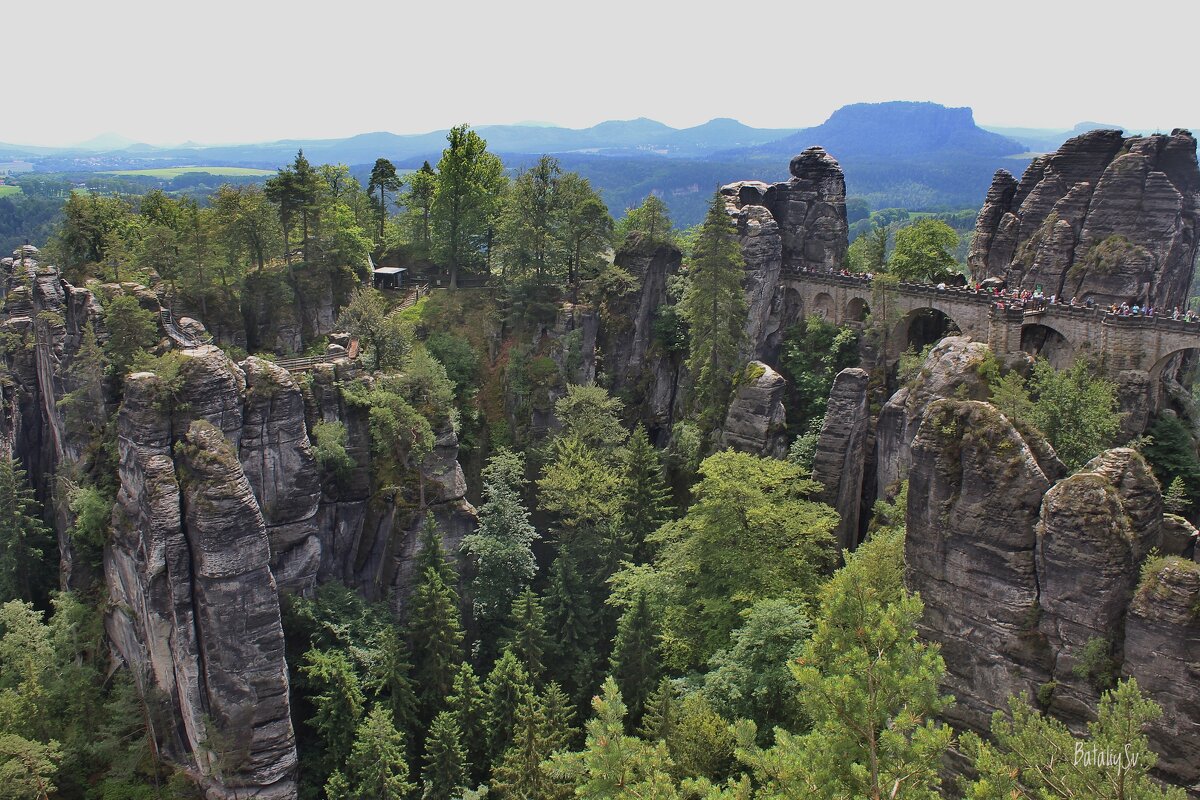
[812,292,835,321]
[846,296,870,323]
[890,306,964,359]
[1149,346,1200,382]
[1020,323,1073,369]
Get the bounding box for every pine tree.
[622,425,673,563]
[637,678,680,743]
[542,546,599,708]
[1164,476,1192,516]
[407,565,464,725]
[366,626,418,750]
[422,710,468,800]
[342,706,416,799]
[540,682,577,754]
[504,587,547,683]
[548,677,680,798]
[0,456,54,604]
[679,193,748,434]
[447,661,487,785]
[609,591,661,728]
[484,649,533,771]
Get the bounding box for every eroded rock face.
[811,368,871,553]
[1125,560,1200,787]
[717,361,788,459]
[720,148,849,358]
[1034,449,1162,726]
[875,337,995,497]
[906,398,1057,732]
[106,381,297,799]
[970,129,1200,309]
[597,235,685,436]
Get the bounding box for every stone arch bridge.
[781,271,1200,377]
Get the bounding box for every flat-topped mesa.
[969,128,1200,310]
[720,147,850,359]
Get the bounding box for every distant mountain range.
[3,103,1191,226]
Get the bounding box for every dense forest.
[0,123,1195,800]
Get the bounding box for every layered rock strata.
[970,128,1200,310]
[717,361,788,459]
[811,368,871,552]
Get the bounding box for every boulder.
[717,361,788,459]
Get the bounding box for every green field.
[0,185,22,197]
[100,166,275,179]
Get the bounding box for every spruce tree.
[542,546,599,707]
[407,565,464,724]
[416,512,458,589]
[299,649,365,774]
[609,591,661,728]
[491,687,572,800]
[540,682,577,754]
[637,678,680,743]
[422,710,468,800]
[366,626,418,750]
[0,455,53,603]
[504,587,547,683]
[679,192,747,434]
[622,425,673,563]
[341,706,416,799]
[484,649,533,770]
[447,661,487,785]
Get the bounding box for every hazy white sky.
[7,0,1197,146]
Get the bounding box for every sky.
[6,0,1197,147]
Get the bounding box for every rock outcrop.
[106,379,297,799]
[811,368,871,553]
[969,129,1200,310]
[906,398,1058,732]
[1125,559,1200,788]
[721,147,849,359]
[717,361,788,459]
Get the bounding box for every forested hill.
[2,102,1039,227]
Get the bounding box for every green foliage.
[342,376,435,491]
[887,218,961,282]
[616,451,837,671]
[425,331,481,400]
[1142,415,1200,513]
[667,694,736,784]
[846,224,888,273]
[497,155,612,284]
[552,384,628,451]
[490,686,574,800]
[1079,234,1151,277]
[504,588,548,682]
[447,662,487,785]
[542,545,600,710]
[548,677,681,798]
[1163,476,1192,516]
[960,679,1186,799]
[1072,637,1118,692]
[66,482,112,559]
[735,526,951,799]
[679,194,747,433]
[616,194,675,246]
[422,711,467,800]
[336,706,416,800]
[431,125,508,286]
[364,627,419,747]
[463,449,539,632]
[990,359,1122,472]
[622,425,673,563]
[609,591,661,730]
[0,457,53,604]
[484,649,534,770]
[101,295,158,377]
[336,286,412,370]
[779,316,861,432]
[0,732,61,800]
[299,648,365,772]
[311,421,355,484]
[407,562,464,725]
[702,598,811,742]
